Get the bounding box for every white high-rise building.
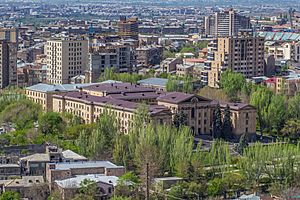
[46,37,88,84]
[204,9,251,37]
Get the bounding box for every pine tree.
[213,104,222,139]
[222,105,232,140]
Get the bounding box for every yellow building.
[52,91,172,134]
[25,83,96,111]
[51,83,256,136]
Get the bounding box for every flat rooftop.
[50,161,124,171]
[55,174,119,188]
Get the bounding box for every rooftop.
[82,83,156,95]
[4,176,44,187]
[55,174,119,188]
[0,164,20,168]
[20,153,50,162]
[137,78,168,87]
[50,161,124,171]
[62,150,87,161]
[26,83,97,93]
[157,92,211,104]
[54,91,169,115]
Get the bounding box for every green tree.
[222,105,232,139]
[163,50,176,59]
[182,75,193,93]
[219,70,246,102]
[110,197,132,200]
[38,112,64,135]
[288,93,300,119]
[213,104,222,138]
[250,87,273,137]
[0,191,21,200]
[76,108,119,159]
[173,111,188,128]
[0,99,40,130]
[113,134,131,168]
[281,119,300,141]
[207,178,225,197]
[170,126,194,177]
[166,76,180,92]
[267,95,286,133]
[235,134,248,154]
[73,179,97,200]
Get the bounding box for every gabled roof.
[157,92,211,104]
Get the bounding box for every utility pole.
[146,162,150,200]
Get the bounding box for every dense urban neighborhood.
[1,0,300,199]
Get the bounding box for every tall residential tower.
[204,10,251,37]
[46,37,88,84]
[202,30,265,88]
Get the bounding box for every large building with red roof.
[50,82,257,136]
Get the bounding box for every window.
[191,108,195,119]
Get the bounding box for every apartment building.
[265,41,300,62]
[45,37,88,84]
[118,16,139,40]
[161,57,183,73]
[204,30,265,87]
[0,28,18,44]
[88,41,136,82]
[0,40,17,89]
[136,45,163,67]
[204,9,251,37]
[269,74,300,96]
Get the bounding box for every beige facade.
[161,57,183,73]
[118,17,139,40]
[27,82,257,137]
[25,89,61,111]
[52,93,172,134]
[275,77,300,96]
[206,31,265,88]
[157,94,213,135]
[220,104,257,135]
[46,37,88,84]
[0,28,18,43]
[266,42,300,62]
[176,64,194,77]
